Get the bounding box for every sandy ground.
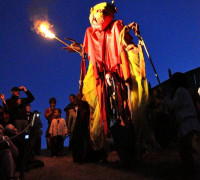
[23,147,200,180]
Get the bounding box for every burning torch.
[33,20,87,92]
[33,20,83,56]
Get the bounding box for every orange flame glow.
[33,20,55,38]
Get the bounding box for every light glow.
[33,20,55,39]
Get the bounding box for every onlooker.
[0,93,9,126]
[49,108,67,156]
[0,105,9,126]
[147,88,177,149]
[25,104,33,123]
[64,94,76,136]
[4,124,30,179]
[26,105,42,156]
[70,93,91,162]
[164,72,200,171]
[30,110,42,156]
[44,97,56,150]
[0,124,19,180]
[4,86,35,132]
[197,96,200,121]
[4,123,44,178]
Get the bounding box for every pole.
[128,22,161,85]
[138,35,161,85]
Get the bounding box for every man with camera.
[4,86,35,132]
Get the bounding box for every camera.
[24,129,29,140]
[25,134,29,139]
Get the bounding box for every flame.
[33,20,55,38]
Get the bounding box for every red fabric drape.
[83,20,131,134]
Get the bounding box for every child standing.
[49,108,67,156]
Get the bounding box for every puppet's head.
[89,2,117,31]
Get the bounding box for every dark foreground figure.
[70,98,135,167]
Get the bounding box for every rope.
[0,114,36,144]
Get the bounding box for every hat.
[11,87,20,92]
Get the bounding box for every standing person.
[44,97,56,150]
[49,108,67,156]
[25,104,33,123]
[0,105,9,126]
[164,72,200,171]
[26,104,42,156]
[0,93,9,126]
[4,86,35,132]
[31,110,43,155]
[64,94,76,135]
[0,124,19,180]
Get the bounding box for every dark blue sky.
[1,0,200,148]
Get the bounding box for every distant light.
[198,87,200,96]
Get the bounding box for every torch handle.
[54,36,82,55]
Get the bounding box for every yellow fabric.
[82,49,149,150]
[127,49,149,122]
[82,63,105,150]
[119,25,149,119]
[125,38,158,155]
[119,23,155,153]
[82,24,149,151]
[119,25,149,108]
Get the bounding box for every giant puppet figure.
[81,2,149,152]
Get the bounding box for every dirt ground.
[23,147,200,180]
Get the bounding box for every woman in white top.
[164,72,200,170]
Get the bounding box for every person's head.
[4,124,18,136]
[198,87,200,96]
[76,93,82,102]
[170,72,189,91]
[26,104,31,113]
[89,2,117,31]
[69,94,76,103]
[49,97,56,109]
[11,87,20,97]
[53,108,62,118]
[105,72,114,87]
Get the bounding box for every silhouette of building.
[151,67,200,96]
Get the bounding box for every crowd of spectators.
[45,95,76,157]
[147,73,200,172]
[1,73,200,178]
[0,86,43,179]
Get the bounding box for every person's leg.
[1,149,15,179]
[46,136,51,150]
[51,136,57,156]
[179,132,194,168]
[54,136,59,156]
[35,137,41,155]
[192,131,200,158]
[57,136,64,155]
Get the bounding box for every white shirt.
[49,118,67,137]
[164,87,200,136]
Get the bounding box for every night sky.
[1,0,200,148]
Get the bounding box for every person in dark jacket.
[5,86,35,132]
